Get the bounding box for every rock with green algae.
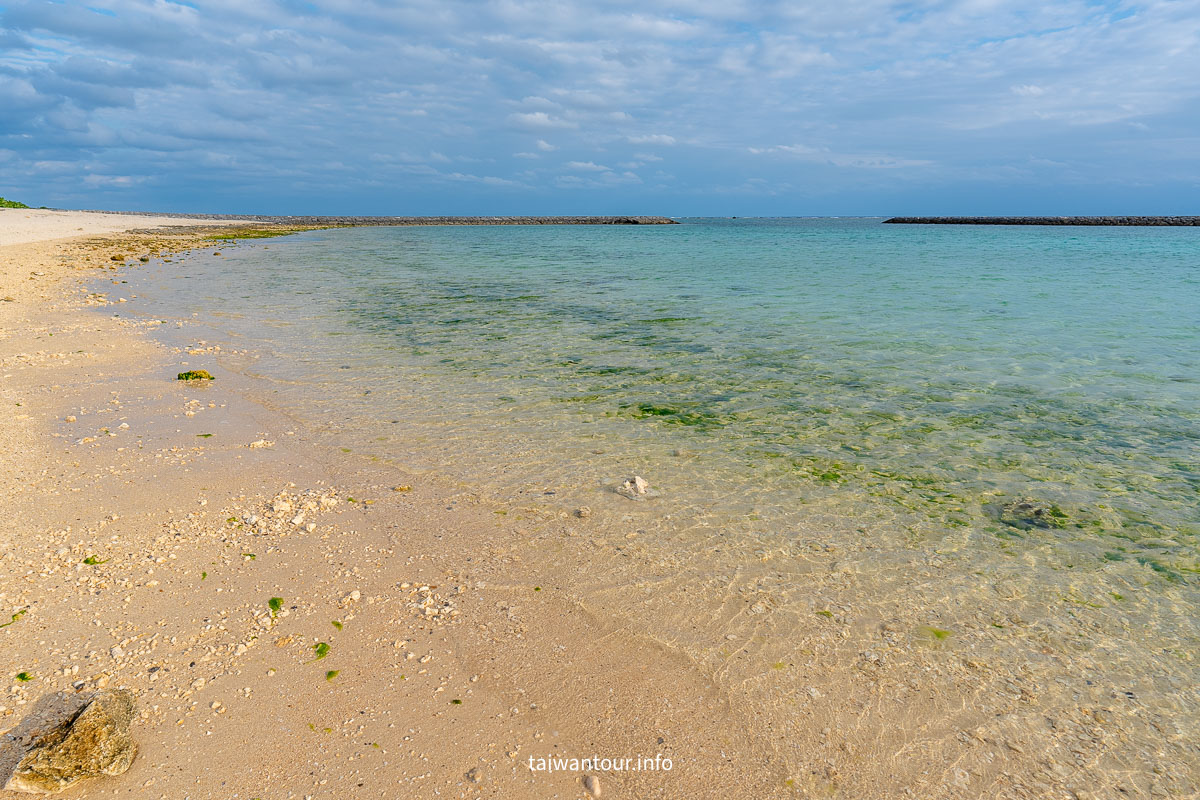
[176,369,214,381]
[0,689,136,794]
[997,497,1069,530]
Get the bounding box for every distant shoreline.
[884,216,1200,226]
[69,210,678,225]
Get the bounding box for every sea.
[121,217,1200,794]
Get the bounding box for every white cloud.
[508,111,577,130]
[628,134,676,145]
[82,173,141,187]
[564,160,610,171]
[750,144,932,169]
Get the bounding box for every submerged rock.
[616,475,650,499]
[1,689,136,794]
[997,498,1069,530]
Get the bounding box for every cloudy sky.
[1,0,1198,215]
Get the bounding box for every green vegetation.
[625,402,728,429]
[331,620,343,630]
[916,626,954,642]
[311,642,330,661]
[268,597,283,617]
[0,197,30,209]
[177,370,214,381]
[15,671,33,682]
[83,556,109,565]
[0,609,27,628]
[325,670,339,681]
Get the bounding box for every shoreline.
[4,211,1197,799]
[0,211,782,798]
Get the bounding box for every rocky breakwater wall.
[884,216,1200,226]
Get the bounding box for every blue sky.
[1,0,1197,215]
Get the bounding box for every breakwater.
[884,216,1200,226]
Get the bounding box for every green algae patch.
[82,556,109,565]
[325,670,339,681]
[268,597,283,617]
[625,402,729,429]
[311,642,330,661]
[1136,556,1185,583]
[994,498,1069,530]
[0,609,27,628]
[916,626,954,643]
[15,671,33,682]
[331,620,343,630]
[177,370,214,381]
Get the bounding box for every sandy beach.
[0,210,785,798]
[2,210,1196,800]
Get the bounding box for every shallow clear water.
[123,219,1200,792]
[136,219,1200,556]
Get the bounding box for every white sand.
[0,208,232,247]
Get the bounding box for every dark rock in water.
[995,498,1069,530]
[1,689,137,794]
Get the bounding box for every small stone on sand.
[617,475,650,498]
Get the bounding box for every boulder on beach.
[1,689,137,794]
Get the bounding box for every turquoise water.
[122,218,1200,793]
[135,219,1199,567]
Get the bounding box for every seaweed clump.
[994,497,1069,530]
[176,370,214,381]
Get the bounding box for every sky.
[1,0,1198,215]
